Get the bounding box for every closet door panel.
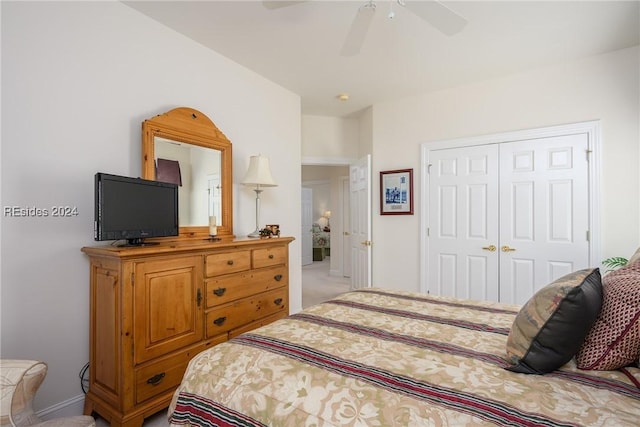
[499,134,590,304]
[427,145,499,301]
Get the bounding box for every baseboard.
[38,394,86,420]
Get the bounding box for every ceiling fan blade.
[403,1,468,36]
[262,1,307,10]
[340,3,376,57]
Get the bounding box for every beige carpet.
[302,258,351,308]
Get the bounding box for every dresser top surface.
[82,236,294,258]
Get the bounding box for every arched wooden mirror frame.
[142,107,233,239]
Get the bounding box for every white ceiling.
[124,1,639,117]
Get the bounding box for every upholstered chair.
[0,360,95,427]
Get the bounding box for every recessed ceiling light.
[337,93,349,101]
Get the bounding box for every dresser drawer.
[134,337,225,404]
[252,245,287,269]
[205,266,288,307]
[206,288,288,338]
[205,250,251,277]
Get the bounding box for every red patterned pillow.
[576,260,640,370]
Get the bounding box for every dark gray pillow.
[505,268,602,374]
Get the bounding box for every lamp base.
[247,229,261,238]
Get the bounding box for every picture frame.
[380,169,413,215]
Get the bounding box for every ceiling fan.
[263,1,468,56]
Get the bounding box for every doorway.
[301,164,351,306]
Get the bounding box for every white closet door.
[499,134,590,304]
[427,145,500,301]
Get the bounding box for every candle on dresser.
[209,216,217,236]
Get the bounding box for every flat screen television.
[94,172,178,246]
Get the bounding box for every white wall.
[371,46,639,292]
[1,1,301,413]
[302,115,359,163]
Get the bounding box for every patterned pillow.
[576,260,640,370]
[505,268,602,374]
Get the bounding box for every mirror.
[142,107,233,238]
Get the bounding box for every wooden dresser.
[81,237,293,427]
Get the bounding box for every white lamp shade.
[242,155,277,187]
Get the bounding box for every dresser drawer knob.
[227,260,234,265]
[213,287,227,296]
[269,254,274,259]
[274,274,283,281]
[274,298,283,306]
[213,316,227,326]
[146,372,165,386]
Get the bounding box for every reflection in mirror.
[154,137,222,227]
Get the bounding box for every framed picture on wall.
[380,169,413,215]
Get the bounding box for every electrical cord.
[79,362,90,394]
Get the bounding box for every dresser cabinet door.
[133,256,203,364]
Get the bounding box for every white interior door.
[350,155,372,289]
[427,145,500,301]
[341,176,352,278]
[301,187,313,266]
[499,134,590,304]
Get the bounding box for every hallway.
[302,258,351,308]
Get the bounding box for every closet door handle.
[482,245,497,252]
[501,246,516,252]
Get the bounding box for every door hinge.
[427,163,432,174]
[586,149,592,161]
[426,227,430,237]
[586,230,590,242]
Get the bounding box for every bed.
[167,288,640,426]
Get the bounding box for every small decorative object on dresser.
[266,224,280,237]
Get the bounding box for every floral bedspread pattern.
[168,289,640,426]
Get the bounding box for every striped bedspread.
[168,288,640,426]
